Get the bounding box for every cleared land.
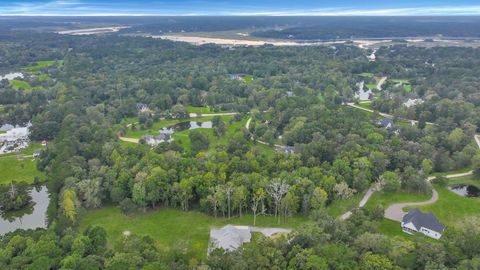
[10,80,32,90]
[416,180,480,227]
[0,143,45,185]
[80,207,306,259]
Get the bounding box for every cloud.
[1,1,480,16]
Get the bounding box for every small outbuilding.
[401,208,445,239]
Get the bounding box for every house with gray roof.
[401,208,445,239]
[377,118,394,129]
[209,225,291,254]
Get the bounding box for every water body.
[0,72,24,81]
[160,121,213,134]
[0,185,49,235]
[448,184,480,198]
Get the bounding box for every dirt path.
[118,136,139,143]
[376,76,387,91]
[339,187,376,220]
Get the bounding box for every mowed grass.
[186,106,227,114]
[10,80,33,90]
[124,116,230,139]
[25,60,62,73]
[0,143,45,185]
[327,192,364,217]
[359,72,374,78]
[364,191,431,211]
[80,207,307,259]
[416,183,480,228]
[243,75,254,83]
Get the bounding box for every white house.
[401,208,445,239]
[141,133,173,146]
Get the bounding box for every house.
[41,140,48,146]
[136,103,150,113]
[377,118,394,129]
[401,208,445,239]
[209,225,251,252]
[33,149,41,158]
[141,134,172,146]
[279,146,300,154]
[209,225,291,253]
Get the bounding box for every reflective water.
[0,185,49,235]
[448,184,480,198]
[160,121,213,134]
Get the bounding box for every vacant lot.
[80,207,306,259]
[0,143,45,185]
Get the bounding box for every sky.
[1,0,480,16]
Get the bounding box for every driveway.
[384,189,438,222]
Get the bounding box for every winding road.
[341,103,480,221]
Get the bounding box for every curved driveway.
[384,189,439,221]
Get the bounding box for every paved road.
[345,103,436,126]
[339,187,376,220]
[384,189,439,221]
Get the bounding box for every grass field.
[0,143,45,185]
[415,182,480,228]
[243,75,254,83]
[366,83,377,90]
[364,191,431,211]
[327,193,364,217]
[124,116,231,139]
[80,207,307,259]
[356,102,372,110]
[404,84,412,92]
[25,60,62,73]
[10,80,33,90]
[359,72,374,78]
[37,74,51,81]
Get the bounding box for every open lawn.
[243,75,254,82]
[327,193,364,217]
[404,84,412,92]
[25,60,62,73]
[37,74,51,81]
[10,80,33,90]
[364,191,431,211]
[447,174,480,188]
[80,207,307,259]
[391,79,410,84]
[359,72,374,78]
[366,83,377,90]
[0,143,45,185]
[124,116,231,139]
[416,183,480,228]
[356,102,372,110]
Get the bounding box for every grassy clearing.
[404,84,412,92]
[432,167,472,177]
[416,183,480,228]
[243,75,254,83]
[366,83,377,90]
[391,79,410,84]
[124,116,230,139]
[327,193,364,217]
[10,80,33,90]
[359,72,374,78]
[356,102,372,110]
[80,207,307,259]
[448,174,480,188]
[186,106,214,114]
[37,74,50,81]
[25,60,60,72]
[364,191,431,211]
[0,143,45,185]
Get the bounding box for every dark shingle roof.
[377,118,393,128]
[402,208,445,233]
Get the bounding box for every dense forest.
[1,25,480,269]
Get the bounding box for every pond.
[0,72,24,81]
[448,184,480,198]
[0,185,49,235]
[160,121,213,134]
